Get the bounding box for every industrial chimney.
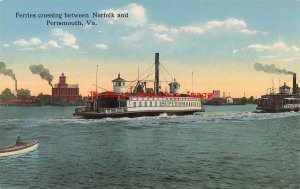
[15,80,18,96]
[293,73,297,95]
[154,53,160,94]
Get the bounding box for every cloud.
[155,33,173,42]
[248,42,298,52]
[38,44,48,49]
[233,49,240,54]
[148,24,169,33]
[100,3,147,27]
[14,39,30,47]
[3,44,10,47]
[48,40,60,48]
[14,37,43,47]
[234,42,300,55]
[30,38,42,45]
[241,29,257,35]
[52,28,79,49]
[179,18,258,35]
[179,26,203,34]
[248,44,271,51]
[95,43,109,50]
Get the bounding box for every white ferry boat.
[74,53,204,118]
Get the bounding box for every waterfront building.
[52,73,81,103]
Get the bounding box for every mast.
[192,71,194,93]
[138,66,140,82]
[154,53,160,94]
[271,77,274,94]
[96,64,99,93]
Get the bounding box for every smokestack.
[293,74,297,95]
[154,53,160,94]
[15,80,18,94]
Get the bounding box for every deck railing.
[98,107,128,114]
[75,106,128,114]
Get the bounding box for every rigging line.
[92,84,110,92]
[139,63,155,79]
[144,72,155,80]
[125,63,155,88]
[160,63,174,80]
[139,73,155,83]
[125,73,154,88]
[161,69,170,86]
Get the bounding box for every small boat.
[0,140,39,157]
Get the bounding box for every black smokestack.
[0,62,16,80]
[29,65,53,87]
[293,74,297,95]
[15,80,18,93]
[254,62,295,75]
[154,53,159,94]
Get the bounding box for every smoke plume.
[0,62,16,80]
[254,62,295,75]
[29,65,53,87]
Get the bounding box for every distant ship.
[74,53,204,119]
[257,73,300,112]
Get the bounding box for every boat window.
[133,102,136,107]
[145,102,147,107]
[139,102,142,107]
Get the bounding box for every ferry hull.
[74,109,204,119]
[257,106,300,113]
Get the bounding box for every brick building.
[52,73,81,103]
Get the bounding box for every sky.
[1,0,300,98]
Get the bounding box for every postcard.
[1,0,299,188]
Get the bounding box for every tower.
[168,78,180,94]
[112,73,126,93]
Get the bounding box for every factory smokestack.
[293,74,297,95]
[0,62,16,80]
[254,62,295,75]
[29,65,53,87]
[15,80,18,94]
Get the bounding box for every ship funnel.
[154,53,160,94]
[293,73,297,94]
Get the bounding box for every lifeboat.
[0,140,39,157]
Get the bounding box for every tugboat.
[257,73,300,112]
[74,53,204,119]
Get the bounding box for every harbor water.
[0,105,300,188]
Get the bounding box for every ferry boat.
[74,53,204,119]
[257,73,300,112]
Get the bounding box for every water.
[0,105,300,188]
